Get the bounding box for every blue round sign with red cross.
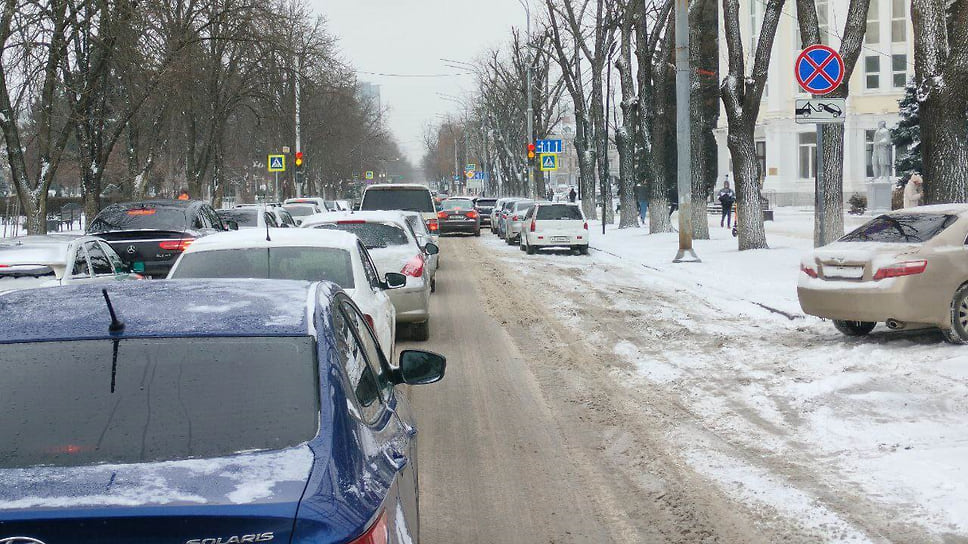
[795,44,845,95]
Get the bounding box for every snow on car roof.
[887,203,968,216]
[0,234,92,267]
[0,279,322,343]
[300,210,410,228]
[183,228,360,253]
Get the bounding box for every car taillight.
[363,314,375,330]
[437,211,447,219]
[401,254,425,277]
[466,210,478,219]
[800,263,818,278]
[348,509,388,544]
[583,222,588,230]
[0,264,8,268]
[512,215,519,221]
[530,219,536,232]
[159,239,193,252]
[873,260,927,281]
[427,219,439,232]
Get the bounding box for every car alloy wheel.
[832,320,876,337]
[942,284,968,344]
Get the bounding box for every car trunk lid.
[96,230,191,271]
[812,241,922,281]
[0,445,315,543]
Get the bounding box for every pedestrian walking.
[568,187,577,203]
[634,182,649,225]
[717,180,736,228]
[904,174,924,208]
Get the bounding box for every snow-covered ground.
[483,208,968,542]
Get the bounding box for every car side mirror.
[424,242,439,256]
[383,272,407,290]
[392,350,446,385]
[224,220,239,231]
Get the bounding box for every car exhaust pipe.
[886,319,906,330]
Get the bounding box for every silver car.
[504,200,536,245]
[402,210,439,292]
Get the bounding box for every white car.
[0,235,140,293]
[217,207,278,229]
[401,210,439,291]
[166,228,403,358]
[520,202,590,255]
[302,211,438,341]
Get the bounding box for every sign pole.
[816,123,825,246]
[274,171,279,202]
[673,0,700,263]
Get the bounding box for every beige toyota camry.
[798,204,968,343]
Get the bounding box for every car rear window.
[361,188,435,213]
[0,337,319,468]
[171,247,354,288]
[536,205,583,220]
[284,205,317,217]
[217,209,259,227]
[89,206,188,233]
[313,223,409,249]
[475,199,497,207]
[442,200,474,210]
[840,213,958,243]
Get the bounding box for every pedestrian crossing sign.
[268,154,285,172]
[539,153,558,172]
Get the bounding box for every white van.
[520,202,590,255]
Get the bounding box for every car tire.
[942,284,968,344]
[431,277,436,293]
[506,236,514,245]
[526,244,536,255]
[832,320,876,336]
[579,245,590,255]
[474,229,481,237]
[411,320,430,341]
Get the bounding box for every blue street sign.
[539,154,558,172]
[472,171,488,180]
[267,155,285,172]
[795,45,844,96]
[536,139,562,154]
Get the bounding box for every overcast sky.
[308,0,529,168]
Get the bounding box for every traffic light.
[295,151,304,169]
[527,143,536,159]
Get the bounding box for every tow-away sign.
[795,98,846,124]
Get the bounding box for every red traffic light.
[295,152,304,167]
[527,143,536,159]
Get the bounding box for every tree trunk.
[815,124,846,246]
[727,127,768,250]
[689,0,719,240]
[616,126,637,228]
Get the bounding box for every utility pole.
[519,0,534,199]
[673,0,700,263]
[295,56,303,198]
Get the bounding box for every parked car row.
[0,188,449,543]
[490,197,590,255]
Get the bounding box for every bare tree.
[689,0,719,239]
[720,0,785,250]
[795,0,870,247]
[912,0,968,204]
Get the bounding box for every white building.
[715,0,914,206]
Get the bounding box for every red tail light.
[427,219,439,232]
[437,211,447,219]
[583,222,588,230]
[873,260,927,281]
[158,239,193,252]
[466,210,479,219]
[530,219,536,232]
[800,263,818,278]
[0,265,8,268]
[348,509,388,544]
[512,215,519,221]
[401,254,425,277]
[363,313,375,330]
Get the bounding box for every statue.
[873,121,892,180]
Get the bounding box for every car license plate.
[450,215,464,220]
[823,265,864,279]
[552,236,569,242]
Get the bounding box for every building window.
[866,129,896,178]
[867,0,880,44]
[892,0,906,43]
[865,56,881,89]
[892,54,907,88]
[755,141,767,182]
[799,132,817,180]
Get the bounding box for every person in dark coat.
[717,180,736,228]
[568,187,577,203]
[634,183,649,225]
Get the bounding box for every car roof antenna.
[101,289,125,333]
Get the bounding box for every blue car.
[0,279,445,543]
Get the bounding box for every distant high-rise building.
[359,82,382,109]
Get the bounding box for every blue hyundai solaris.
[0,279,445,543]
